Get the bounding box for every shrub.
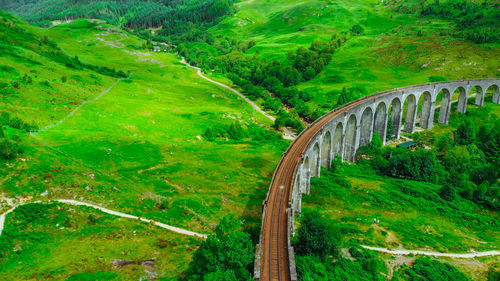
[295,210,341,258]
[400,257,468,281]
[186,215,254,280]
[351,24,364,35]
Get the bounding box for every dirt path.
[0,198,207,239]
[180,58,296,140]
[361,245,500,258]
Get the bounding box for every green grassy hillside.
[203,0,500,122]
[0,202,200,280]
[0,11,285,279]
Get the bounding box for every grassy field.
[1,13,286,279]
[210,0,499,110]
[0,202,201,280]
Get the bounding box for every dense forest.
[0,0,236,37]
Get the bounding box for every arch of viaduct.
[254,78,500,281]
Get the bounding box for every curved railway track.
[257,78,500,281]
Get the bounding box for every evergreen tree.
[337,87,349,106]
[439,184,456,201]
[386,118,393,140]
[454,119,476,145]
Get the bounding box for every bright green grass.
[1,18,284,236]
[0,16,287,279]
[210,0,499,112]
[305,168,499,253]
[0,202,201,280]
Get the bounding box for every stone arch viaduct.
[254,78,500,281]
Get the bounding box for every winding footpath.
[0,198,206,239]
[1,198,498,258]
[361,245,500,258]
[179,58,297,140]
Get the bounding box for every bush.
[295,210,341,258]
[0,138,22,160]
[186,215,254,281]
[351,24,364,35]
[399,257,468,281]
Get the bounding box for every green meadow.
[1,14,286,278]
[210,0,499,109]
[2,17,284,232]
[0,202,201,280]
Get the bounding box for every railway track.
[260,87,388,280]
[257,78,499,281]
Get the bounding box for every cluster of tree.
[203,121,282,142]
[185,214,254,280]
[387,0,499,43]
[359,114,499,210]
[0,123,22,161]
[1,112,38,133]
[181,32,352,125]
[294,210,387,281]
[336,87,364,107]
[1,0,236,40]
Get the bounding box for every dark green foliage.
[454,119,476,145]
[185,214,253,281]
[295,217,386,281]
[370,131,383,149]
[66,271,118,281]
[1,0,236,42]
[397,257,468,281]
[0,112,38,133]
[0,138,22,160]
[435,134,453,155]
[439,184,456,201]
[383,148,443,183]
[295,210,341,258]
[296,255,331,280]
[428,75,447,82]
[0,123,4,138]
[336,87,364,107]
[274,110,304,133]
[204,122,282,142]
[351,24,364,35]
[386,117,394,140]
[349,245,385,281]
[337,88,349,106]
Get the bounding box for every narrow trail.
[32,76,126,135]
[0,198,207,239]
[179,58,296,140]
[2,198,498,257]
[361,245,500,258]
